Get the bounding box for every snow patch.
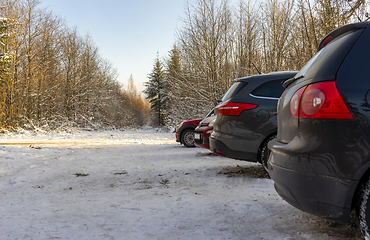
[0,128,363,239]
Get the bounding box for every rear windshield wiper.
[282,75,304,88]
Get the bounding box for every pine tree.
[143,56,168,127]
[168,45,181,75]
[165,45,184,127]
[0,17,11,80]
[0,16,13,129]
[127,74,137,97]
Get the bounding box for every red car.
[175,119,202,147]
[194,115,217,149]
[175,109,215,148]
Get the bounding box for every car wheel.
[260,135,276,171]
[356,176,370,238]
[181,129,195,148]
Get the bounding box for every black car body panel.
[336,24,370,139]
[210,71,297,162]
[277,25,366,143]
[268,22,370,223]
[268,119,366,221]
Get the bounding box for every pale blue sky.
[40,0,189,93]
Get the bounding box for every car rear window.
[296,29,364,81]
[250,80,285,99]
[221,81,248,102]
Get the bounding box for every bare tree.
[260,0,295,72]
[178,0,234,104]
[0,0,150,131]
[234,0,260,76]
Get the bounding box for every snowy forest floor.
[0,127,364,239]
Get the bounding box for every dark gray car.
[267,22,370,238]
[209,71,297,169]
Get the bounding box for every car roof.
[318,21,369,50]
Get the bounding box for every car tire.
[181,129,195,148]
[356,176,370,238]
[260,135,276,171]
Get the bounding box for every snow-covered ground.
[0,128,363,239]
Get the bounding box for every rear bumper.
[175,128,181,142]
[267,138,357,222]
[194,129,211,149]
[209,134,257,161]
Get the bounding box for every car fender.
[177,124,197,142]
[347,159,370,211]
[257,131,277,158]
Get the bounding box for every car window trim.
[249,93,279,100]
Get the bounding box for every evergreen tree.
[0,17,13,128]
[167,45,181,75]
[165,46,181,126]
[143,56,168,127]
[0,17,11,81]
[124,74,149,127]
[127,74,137,97]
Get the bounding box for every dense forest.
[145,0,369,129]
[0,0,368,132]
[0,0,150,132]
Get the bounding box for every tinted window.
[251,80,285,98]
[296,29,363,80]
[221,81,248,102]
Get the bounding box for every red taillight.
[290,81,353,120]
[290,86,307,118]
[217,102,258,116]
[216,150,224,155]
[320,36,334,49]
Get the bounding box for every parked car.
[176,110,216,148]
[267,22,370,237]
[209,71,297,168]
[175,118,202,147]
[194,109,217,149]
